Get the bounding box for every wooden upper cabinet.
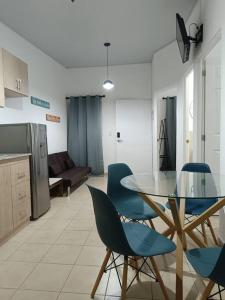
[0,48,29,101]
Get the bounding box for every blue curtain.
[165,96,176,170]
[67,96,104,175]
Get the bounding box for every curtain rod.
[66,95,105,100]
[162,96,176,100]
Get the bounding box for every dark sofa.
[48,151,91,194]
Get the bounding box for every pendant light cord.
[104,42,111,80]
[106,46,109,80]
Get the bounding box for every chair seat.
[186,247,222,278]
[114,195,165,221]
[166,198,216,216]
[123,222,176,257]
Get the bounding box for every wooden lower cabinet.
[12,180,31,229]
[0,157,31,243]
[0,165,13,241]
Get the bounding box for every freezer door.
[30,124,50,219]
[0,124,30,153]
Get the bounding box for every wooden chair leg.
[201,222,208,245]
[207,218,219,245]
[200,280,215,300]
[149,219,156,230]
[91,249,112,298]
[150,257,169,300]
[170,231,175,240]
[133,256,140,281]
[121,256,128,300]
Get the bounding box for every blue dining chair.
[166,162,218,245]
[87,185,176,300]
[107,163,165,229]
[186,245,225,299]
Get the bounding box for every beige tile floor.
[0,175,222,300]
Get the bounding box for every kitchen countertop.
[0,153,31,162]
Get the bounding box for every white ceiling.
[0,0,197,68]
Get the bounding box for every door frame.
[201,30,222,164]
[183,65,195,164]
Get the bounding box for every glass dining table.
[121,171,225,300]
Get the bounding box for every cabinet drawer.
[12,180,30,206]
[13,201,30,229]
[0,165,11,185]
[12,181,31,229]
[11,160,30,184]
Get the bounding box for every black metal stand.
[158,119,170,171]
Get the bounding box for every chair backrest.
[181,162,217,206]
[210,245,225,287]
[87,185,135,256]
[182,162,211,173]
[107,163,136,202]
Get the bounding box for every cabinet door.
[2,49,28,97]
[0,165,13,241]
[2,49,20,94]
[0,49,5,107]
[18,59,28,96]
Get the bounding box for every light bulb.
[103,80,114,90]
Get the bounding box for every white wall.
[152,0,225,241]
[152,42,186,172]
[0,22,67,154]
[66,63,152,172]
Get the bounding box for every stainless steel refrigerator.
[0,123,50,219]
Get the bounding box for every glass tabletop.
[121,171,225,199]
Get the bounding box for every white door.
[116,99,152,173]
[204,42,221,173]
[185,69,194,163]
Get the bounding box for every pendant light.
[103,42,114,90]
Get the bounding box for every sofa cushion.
[59,167,90,187]
[65,158,75,169]
[50,162,62,176]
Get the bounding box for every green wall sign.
[31,96,50,109]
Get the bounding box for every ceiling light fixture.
[103,43,114,90]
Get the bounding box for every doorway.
[115,99,152,173]
[158,96,177,171]
[203,41,221,173]
[185,69,194,163]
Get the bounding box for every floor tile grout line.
[56,241,85,299]
[7,261,40,300]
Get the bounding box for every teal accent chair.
[166,162,218,245]
[87,185,176,300]
[107,163,165,228]
[186,245,225,299]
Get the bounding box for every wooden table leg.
[169,197,186,300]
[140,194,175,233]
[184,198,225,248]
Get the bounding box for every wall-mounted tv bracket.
[188,23,203,47]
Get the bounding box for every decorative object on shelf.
[46,114,60,123]
[103,43,114,90]
[31,96,50,109]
